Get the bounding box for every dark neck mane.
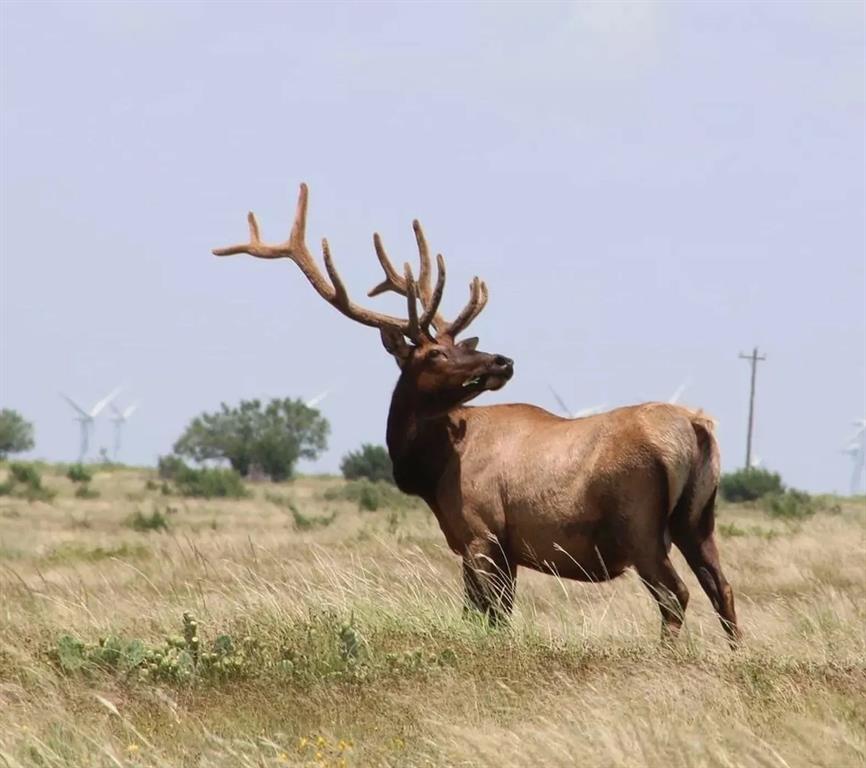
[386,376,457,502]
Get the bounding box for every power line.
[738,347,767,470]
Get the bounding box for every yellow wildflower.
[127,744,140,754]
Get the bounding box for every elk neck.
[386,375,458,502]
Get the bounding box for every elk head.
[213,184,514,415]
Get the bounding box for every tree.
[340,443,393,484]
[0,409,35,459]
[173,398,329,481]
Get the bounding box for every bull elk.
[214,183,740,646]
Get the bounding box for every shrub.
[173,465,248,499]
[324,479,415,512]
[173,398,329,481]
[762,489,817,520]
[0,409,35,459]
[719,467,784,502]
[157,454,186,480]
[157,456,248,499]
[340,444,393,484]
[1,462,55,502]
[10,462,42,487]
[66,464,93,483]
[128,508,170,532]
[74,484,100,499]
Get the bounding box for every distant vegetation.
[720,467,816,520]
[173,398,329,481]
[720,467,784,502]
[0,408,34,459]
[157,455,248,499]
[341,443,393,484]
[0,461,55,501]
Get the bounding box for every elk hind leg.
[634,548,690,641]
[674,530,740,646]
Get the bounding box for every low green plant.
[66,464,92,483]
[74,484,100,499]
[128,508,170,532]
[1,462,55,502]
[323,479,415,512]
[720,467,784,502]
[46,542,150,564]
[157,455,248,499]
[762,489,817,520]
[291,504,336,531]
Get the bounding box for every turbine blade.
[668,377,691,405]
[89,387,122,418]
[123,402,139,419]
[305,390,329,409]
[548,385,574,418]
[60,393,89,418]
[573,404,606,418]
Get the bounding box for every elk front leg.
[462,538,516,626]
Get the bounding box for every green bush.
[762,489,817,520]
[340,444,393,484]
[66,464,93,484]
[719,467,784,502]
[157,456,248,499]
[157,454,186,480]
[1,462,55,502]
[128,508,170,532]
[324,479,415,512]
[74,484,100,499]
[174,465,248,499]
[0,408,35,459]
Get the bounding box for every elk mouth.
[461,368,513,393]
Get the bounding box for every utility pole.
[738,347,766,470]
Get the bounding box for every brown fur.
[387,342,739,644]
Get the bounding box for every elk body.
[214,184,740,645]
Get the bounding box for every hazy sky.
[1,1,864,493]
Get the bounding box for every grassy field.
[0,466,864,767]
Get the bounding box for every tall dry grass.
[0,467,864,767]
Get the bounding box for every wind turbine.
[843,418,866,496]
[668,377,692,405]
[548,385,605,419]
[60,387,121,462]
[109,401,139,460]
[305,389,330,409]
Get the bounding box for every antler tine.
[368,233,403,297]
[367,223,448,333]
[444,277,489,339]
[412,220,432,300]
[403,262,421,339]
[213,183,423,342]
[419,253,446,334]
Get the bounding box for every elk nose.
[493,355,514,370]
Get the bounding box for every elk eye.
[427,349,446,360]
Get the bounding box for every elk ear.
[457,336,479,351]
[380,328,414,369]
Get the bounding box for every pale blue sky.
[1,1,864,492]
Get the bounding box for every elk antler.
[368,221,488,340]
[213,183,488,343]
